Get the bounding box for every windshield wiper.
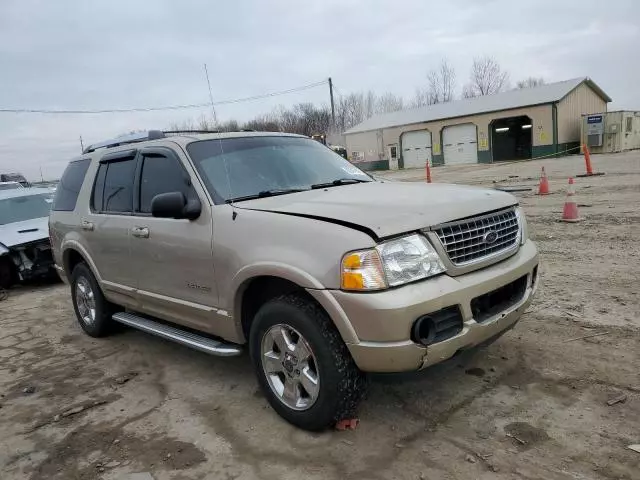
[310,178,371,189]
[225,188,308,203]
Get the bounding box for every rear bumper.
[317,240,538,373]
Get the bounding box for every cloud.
[0,0,638,179]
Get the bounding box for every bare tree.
[516,77,545,89]
[427,60,456,104]
[410,87,430,108]
[364,91,377,119]
[335,92,366,133]
[463,56,509,97]
[376,92,404,114]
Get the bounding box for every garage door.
[443,124,478,165]
[402,130,432,168]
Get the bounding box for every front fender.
[230,262,359,345]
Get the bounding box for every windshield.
[0,194,51,225]
[187,136,371,202]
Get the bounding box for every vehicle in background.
[0,188,56,288]
[0,173,30,188]
[0,181,24,191]
[330,145,348,159]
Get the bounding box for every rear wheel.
[70,263,116,337]
[249,294,367,431]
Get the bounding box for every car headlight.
[341,234,446,291]
[515,206,528,245]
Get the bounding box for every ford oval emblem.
[483,231,498,245]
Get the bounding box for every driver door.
[129,146,220,332]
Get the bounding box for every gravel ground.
[1,151,639,480]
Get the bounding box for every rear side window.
[96,159,136,213]
[52,159,91,211]
[139,154,192,213]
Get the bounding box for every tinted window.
[0,194,51,225]
[103,159,136,213]
[139,155,191,213]
[52,159,90,211]
[92,163,107,211]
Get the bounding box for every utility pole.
[203,63,218,129]
[79,135,84,153]
[328,77,336,132]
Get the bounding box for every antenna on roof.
[204,64,219,129]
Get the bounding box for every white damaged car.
[0,188,56,288]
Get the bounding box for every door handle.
[131,226,149,238]
[80,220,94,231]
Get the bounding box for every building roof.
[344,77,611,135]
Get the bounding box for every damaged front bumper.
[0,239,55,286]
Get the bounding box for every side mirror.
[151,192,201,220]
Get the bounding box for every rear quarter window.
[53,159,91,211]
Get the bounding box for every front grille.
[434,208,519,266]
[471,275,527,323]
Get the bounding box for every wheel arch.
[61,241,102,282]
[232,266,359,345]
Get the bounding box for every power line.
[0,80,328,114]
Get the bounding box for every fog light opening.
[412,316,437,346]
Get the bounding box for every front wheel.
[249,294,367,431]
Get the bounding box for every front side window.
[101,159,136,213]
[0,194,51,225]
[52,159,90,211]
[187,136,370,203]
[139,155,193,213]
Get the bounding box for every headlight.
[515,206,528,245]
[341,234,445,291]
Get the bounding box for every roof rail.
[83,130,165,154]
[163,129,220,135]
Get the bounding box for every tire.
[70,263,116,337]
[0,257,16,289]
[249,293,367,431]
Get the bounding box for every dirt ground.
[1,151,639,480]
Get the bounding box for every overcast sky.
[1,0,638,180]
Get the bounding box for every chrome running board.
[112,312,243,357]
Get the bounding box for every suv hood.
[239,182,517,239]
[0,217,49,248]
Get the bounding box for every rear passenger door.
[84,150,139,305]
[129,146,220,332]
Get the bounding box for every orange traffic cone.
[538,166,550,195]
[576,144,605,177]
[561,177,582,222]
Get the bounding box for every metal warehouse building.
[344,77,611,171]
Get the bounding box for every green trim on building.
[532,145,556,158]
[358,160,390,171]
[556,142,581,155]
[477,150,492,163]
[432,154,444,166]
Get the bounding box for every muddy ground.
[1,151,639,480]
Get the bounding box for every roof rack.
[82,130,166,154]
[82,129,258,154]
[163,129,219,135]
[82,129,226,154]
